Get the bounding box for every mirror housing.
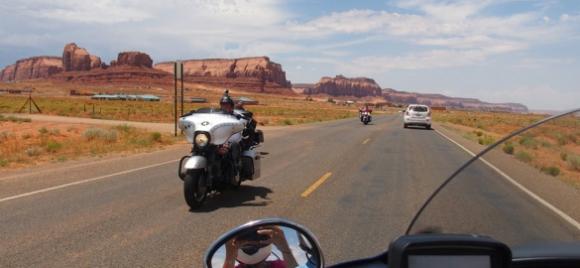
[255,130,264,144]
[204,218,324,268]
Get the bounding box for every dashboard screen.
[408,255,490,268]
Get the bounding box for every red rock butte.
[154,57,292,93]
[0,43,293,94]
[0,56,63,81]
[305,75,382,97]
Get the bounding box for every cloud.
[0,0,296,63]
[284,0,578,72]
[3,0,152,24]
[396,0,493,20]
[344,49,488,74]
[512,57,575,69]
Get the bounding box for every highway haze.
[1,114,579,267]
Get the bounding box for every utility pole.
[174,61,183,137]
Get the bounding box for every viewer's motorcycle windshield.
[407,110,580,247]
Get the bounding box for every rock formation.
[0,56,63,82]
[304,75,382,97]
[154,56,291,91]
[115,52,153,68]
[89,55,102,69]
[62,43,93,71]
[383,88,528,112]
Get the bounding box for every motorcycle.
[178,108,264,209]
[203,108,580,267]
[361,111,371,125]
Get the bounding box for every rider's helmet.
[236,229,273,265]
[220,90,235,114]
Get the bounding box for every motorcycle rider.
[235,100,260,151]
[359,104,373,121]
[223,226,299,268]
[217,91,243,185]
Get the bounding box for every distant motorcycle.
[178,108,264,209]
[361,111,371,125]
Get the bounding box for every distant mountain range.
[0,43,528,112]
[293,75,528,113]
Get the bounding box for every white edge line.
[434,128,580,231]
[0,159,178,203]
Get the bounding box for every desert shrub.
[515,151,533,163]
[150,132,162,142]
[519,135,538,149]
[541,166,560,176]
[540,140,552,148]
[21,133,32,140]
[102,130,118,142]
[84,128,105,140]
[474,130,483,137]
[502,143,514,155]
[567,154,580,171]
[83,128,117,142]
[38,127,49,135]
[554,132,567,146]
[49,128,60,136]
[114,124,135,133]
[560,151,568,161]
[0,131,10,140]
[0,115,31,123]
[46,140,63,153]
[478,135,495,146]
[130,137,152,146]
[283,119,293,125]
[25,146,43,157]
[568,134,577,144]
[0,158,8,167]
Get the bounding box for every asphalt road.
[1,114,579,267]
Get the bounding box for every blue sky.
[0,0,579,110]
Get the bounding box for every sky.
[0,0,579,110]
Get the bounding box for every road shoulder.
[435,122,580,227]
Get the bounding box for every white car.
[403,104,431,129]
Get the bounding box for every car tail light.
[428,111,431,116]
[405,111,410,116]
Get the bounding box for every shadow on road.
[404,126,433,131]
[190,185,273,213]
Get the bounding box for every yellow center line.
[301,172,332,198]
[362,138,370,144]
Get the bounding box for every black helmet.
[220,90,234,107]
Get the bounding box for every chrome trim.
[184,155,207,170]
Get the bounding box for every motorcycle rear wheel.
[184,170,207,209]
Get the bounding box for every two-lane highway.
[1,114,579,267]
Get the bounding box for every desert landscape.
[0,42,577,186]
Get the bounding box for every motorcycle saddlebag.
[241,150,261,180]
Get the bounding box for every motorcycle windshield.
[407,110,580,248]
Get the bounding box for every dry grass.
[0,119,178,170]
[0,93,365,125]
[435,110,580,188]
